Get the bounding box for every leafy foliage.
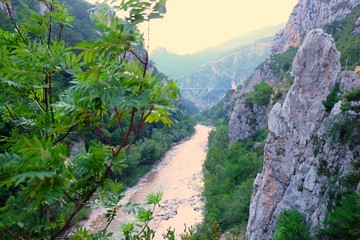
[269,47,298,81]
[324,193,360,240]
[0,0,99,45]
[341,88,360,113]
[0,0,179,239]
[273,209,312,240]
[323,82,340,112]
[344,89,360,102]
[324,6,360,70]
[246,81,274,107]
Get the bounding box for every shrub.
[269,47,299,80]
[324,193,360,239]
[247,81,274,107]
[344,89,360,101]
[201,126,266,235]
[324,6,360,69]
[323,82,340,112]
[273,209,312,240]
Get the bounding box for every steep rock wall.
[272,0,360,54]
[246,29,360,240]
[229,97,267,145]
[228,0,360,143]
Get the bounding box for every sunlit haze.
[88,0,298,54]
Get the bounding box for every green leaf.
[146,192,163,205]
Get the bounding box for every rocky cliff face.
[246,29,360,240]
[229,97,267,145]
[272,0,360,54]
[228,0,360,143]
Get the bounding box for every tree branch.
[3,227,28,240]
[129,49,145,65]
[44,75,49,112]
[142,50,149,78]
[5,3,28,46]
[131,106,153,131]
[114,108,136,157]
[95,126,114,147]
[126,107,153,152]
[48,71,55,124]
[103,208,117,231]
[31,89,46,113]
[47,4,54,47]
[54,125,74,144]
[63,191,86,206]
[4,104,30,135]
[114,106,125,136]
[58,23,64,42]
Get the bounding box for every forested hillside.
[0,0,98,45]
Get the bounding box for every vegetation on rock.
[245,81,274,107]
[324,192,360,240]
[273,209,311,240]
[323,82,340,112]
[196,125,266,238]
[324,6,360,70]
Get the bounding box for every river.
[82,124,212,239]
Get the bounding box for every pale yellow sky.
[142,0,298,54]
[87,0,298,54]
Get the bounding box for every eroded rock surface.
[246,29,360,240]
[229,97,267,145]
[272,0,360,54]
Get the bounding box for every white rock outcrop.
[246,29,360,240]
[272,0,360,54]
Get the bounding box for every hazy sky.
[88,0,299,54]
[141,0,299,54]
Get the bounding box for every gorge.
[0,0,359,239]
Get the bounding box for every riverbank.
[81,124,212,239]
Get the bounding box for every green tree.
[322,82,340,112]
[200,126,266,237]
[247,81,274,107]
[325,193,360,239]
[0,0,176,239]
[273,209,312,240]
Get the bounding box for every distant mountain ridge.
[181,37,273,109]
[198,23,285,53]
[151,24,284,109]
[150,23,284,81]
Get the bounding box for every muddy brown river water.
[81,124,212,239]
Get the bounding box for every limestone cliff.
[229,0,360,143]
[229,97,267,145]
[272,0,360,54]
[246,29,360,240]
